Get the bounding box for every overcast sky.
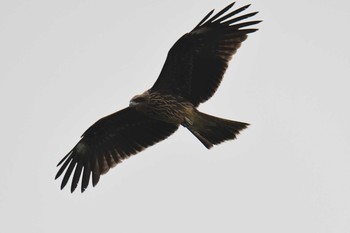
[1,0,349,232]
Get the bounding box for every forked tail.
[185,111,249,149]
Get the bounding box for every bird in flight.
[56,2,261,193]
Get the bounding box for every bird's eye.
[134,96,145,103]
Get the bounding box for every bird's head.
[129,91,150,109]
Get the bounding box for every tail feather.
[185,111,249,149]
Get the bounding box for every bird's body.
[56,2,261,192]
[130,90,194,125]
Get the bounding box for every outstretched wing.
[55,107,178,193]
[151,2,261,106]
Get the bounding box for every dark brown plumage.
[55,2,261,192]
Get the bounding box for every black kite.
[56,2,261,192]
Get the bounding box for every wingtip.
[71,183,78,193]
[244,4,251,9]
[57,149,73,166]
[209,2,237,23]
[246,28,260,33]
[238,4,252,15]
[251,11,259,17]
[219,1,236,14]
[226,2,236,10]
[195,9,215,29]
[224,2,236,12]
[60,182,66,191]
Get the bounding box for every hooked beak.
[129,100,137,107]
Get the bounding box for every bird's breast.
[143,92,194,125]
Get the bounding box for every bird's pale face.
[129,91,150,109]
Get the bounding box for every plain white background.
[1,0,349,232]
